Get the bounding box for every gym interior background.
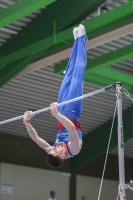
[0,0,133,199]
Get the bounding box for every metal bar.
[0,84,115,125]
[116,82,126,200]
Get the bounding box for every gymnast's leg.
[58,25,87,121]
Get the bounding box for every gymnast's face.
[49,146,65,158]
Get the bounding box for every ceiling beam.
[0,0,106,88]
[84,74,133,94]
[54,44,133,74]
[54,66,133,94]
[0,50,46,88]
[86,44,133,73]
[93,68,133,86]
[0,0,105,64]
[0,0,133,68]
[17,22,133,77]
[0,0,56,28]
[54,44,133,93]
[71,105,133,170]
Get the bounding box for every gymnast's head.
[46,145,68,168]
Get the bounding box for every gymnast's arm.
[50,103,81,155]
[24,111,52,154]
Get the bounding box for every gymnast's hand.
[24,111,33,120]
[50,102,58,116]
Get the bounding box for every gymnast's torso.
[53,118,82,157]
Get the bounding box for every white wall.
[76,175,133,200]
[0,163,69,200]
[1,163,133,200]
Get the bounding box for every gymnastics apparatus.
[0,29,133,200]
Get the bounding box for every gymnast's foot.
[73,27,78,40]
[73,24,86,40]
[78,24,86,38]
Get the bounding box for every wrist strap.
[51,109,58,116]
[23,119,31,124]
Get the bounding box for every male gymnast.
[23,24,87,168]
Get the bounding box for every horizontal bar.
[0,84,115,125]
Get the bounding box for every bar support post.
[116,82,126,200]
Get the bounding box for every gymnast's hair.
[46,154,65,168]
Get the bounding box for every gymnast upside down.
[23,24,87,168]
